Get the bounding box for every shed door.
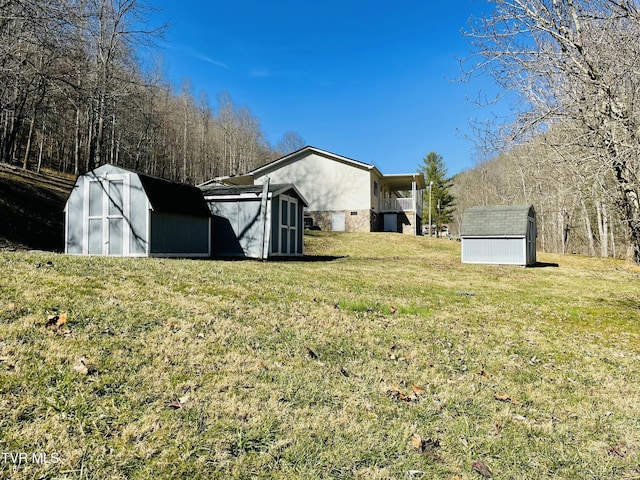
[527,217,537,265]
[86,175,128,255]
[276,195,299,255]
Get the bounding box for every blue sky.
[147,0,501,176]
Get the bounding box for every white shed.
[65,164,211,257]
[460,205,537,266]
[199,182,308,259]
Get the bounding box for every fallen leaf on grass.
[390,305,398,314]
[73,357,97,375]
[471,459,493,478]
[389,384,415,403]
[305,346,319,360]
[45,313,67,328]
[164,400,184,409]
[410,433,442,462]
[73,358,89,375]
[608,443,627,458]
[494,393,519,405]
[411,384,426,396]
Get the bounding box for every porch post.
[412,176,417,235]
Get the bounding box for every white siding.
[254,152,371,211]
[462,237,526,265]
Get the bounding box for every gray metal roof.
[137,173,211,217]
[82,164,211,217]
[460,205,535,237]
[199,183,308,206]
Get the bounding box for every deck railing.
[380,197,422,217]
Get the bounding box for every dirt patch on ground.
[0,167,72,252]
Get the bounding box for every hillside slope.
[0,164,74,251]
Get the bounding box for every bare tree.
[276,130,306,156]
[465,0,640,263]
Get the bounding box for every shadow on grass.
[529,261,560,268]
[207,255,349,262]
[270,254,349,263]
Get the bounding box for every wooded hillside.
[454,0,640,264]
[0,1,302,186]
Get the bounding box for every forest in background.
[452,0,640,263]
[0,0,304,186]
[3,1,640,263]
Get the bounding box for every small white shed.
[460,205,537,266]
[199,181,308,259]
[65,164,211,257]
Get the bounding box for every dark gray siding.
[149,212,210,256]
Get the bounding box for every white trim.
[272,194,301,256]
[149,252,211,258]
[83,173,131,256]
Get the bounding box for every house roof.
[199,182,308,206]
[249,146,383,178]
[85,164,211,217]
[460,205,535,237]
[207,146,426,191]
[382,173,426,190]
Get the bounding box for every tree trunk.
[581,198,596,256]
[22,115,35,170]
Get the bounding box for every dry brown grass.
[1,231,639,479]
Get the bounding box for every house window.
[373,181,379,197]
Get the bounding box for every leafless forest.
[2,1,640,263]
[453,0,640,263]
[0,0,305,186]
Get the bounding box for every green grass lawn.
[1,231,639,479]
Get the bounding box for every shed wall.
[65,182,83,254]
[128,174,150,255]
[65,166,150,256]
[66,164,210,257]
[208,200,263,258]
[462,237,526,265]
[149,212,210,257]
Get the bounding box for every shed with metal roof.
[65,164,211,257]
[460,205,537,266]
[200,180,308,258]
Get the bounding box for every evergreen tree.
[418,152,454,237]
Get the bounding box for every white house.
[206,146,425,234]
